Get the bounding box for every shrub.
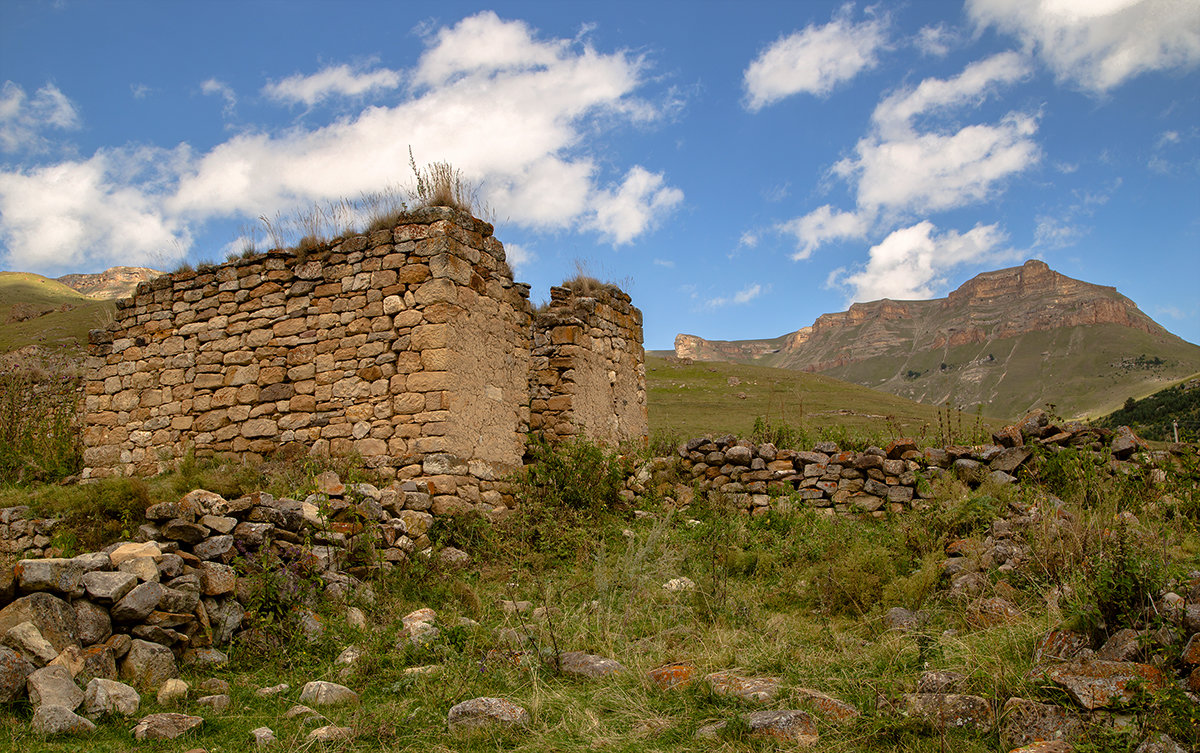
[0,370,81,485]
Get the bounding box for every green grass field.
[646,354,999,445]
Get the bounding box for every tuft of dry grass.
[408,147,480,214]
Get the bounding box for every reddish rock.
[967,597,1022,628]
[704,671,781,702]
[794,687,859,722]
[1045,660,1164,710]
[646,661,696,690]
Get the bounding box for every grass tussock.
[409,147,480,215]
[0,368,81,485]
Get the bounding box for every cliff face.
[56,266,162,300]
[673,260,1200,419]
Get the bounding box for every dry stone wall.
[82,208,646,514]
[529,284,648,446]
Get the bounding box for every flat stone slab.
[1045,660,1165,710]
[131,712,203,740]
[794,687,859,722]
[557,651,625,679]
[704,671,781,702]
[697,709,818,745]
[900,693,995,731]
[646,661,697,690]
[32,705,97,736]
[299,680,358,706]
[447,697,530,733]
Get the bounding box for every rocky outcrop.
[55,267,163,301]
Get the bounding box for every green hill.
[646,353,999,443]
[1098,372,1200,442]
[0,272,115,354]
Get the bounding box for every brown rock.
[900,693,994,731]
[794,687,859,722]
[1045,660,1164,710]
[131,712,203,740]
[705,671,781,702]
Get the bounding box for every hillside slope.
[646,353,999,440]
[56,265,161,300]
[676,260,1200,421]
[0,272,115,353]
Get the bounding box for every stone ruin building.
[80,207,648,517]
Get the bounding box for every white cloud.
[777,204,869,259]
[263,64,402,106]
[0,81,80,153]
[587,166,684,245]
[502,242,535,276]
[130,83,151,99]
[653,258,675,268]
[915,23,957,57]
[0,147,192,274]
[1033,215,1084,248]
[835,221,1011,302]
[870,52,1031,137]
[743,6,888,110]
[0,12,683,273]
[839,112,1039,214]
[704,282,766,309]
[201,78,237,117]
[967,0,1200,92]
[777,52,1038,260]
[738,231,759,249]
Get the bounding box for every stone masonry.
[81,208,647,512]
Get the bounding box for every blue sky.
[1,0,1198,350]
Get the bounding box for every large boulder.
[119,639,177,690]
[13,558,85,595]
[0,646,35,702]
[26,665,84,711]
[0,592,80,652]
[82,677,140,718]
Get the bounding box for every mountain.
[56,266,162,300]
[675,260,1200,420]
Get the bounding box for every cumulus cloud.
[777,204,869,259]
[780,51,1038,259]
[834,221,1011,302]
[967,0,1200,92]
[0,147,192,273]
[587,166,684,245]
[0,12,683,273]
[743,6,888,110]
[502,242,535,276]
[704,282,766,309]
[263,63,402,106]
[0,81,80,153]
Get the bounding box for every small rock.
[299,680,359,706]
[900,693,994,731]
[883,607,923,631]
[1045,660,1165,710]
[646,661,697,690]
[0,646,35,702]
[256,682,290,697]
[557,651,625,679]
[662,577,696,592]
[696,709,818,745]
[285,703,321,722]
[1134,732,1190,753]
[308,725,353,742]
[705,671,781,702]
[447,696,530,733]
[131,712,203,740]
[916,670,966,693]
[793,688,859,722]
[156,677,189,705]
[1000,697,1084,751]
[250,726,277,746]
[4,621,58,666]
[197,693,230,712]
[346,607,367,630]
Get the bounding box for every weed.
[0,369,81,485]
[408,147,479,214]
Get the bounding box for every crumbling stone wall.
[529,284,648,446]
[81,208,647,510]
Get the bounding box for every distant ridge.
[676,260,1200,420]
[56,266,162,300]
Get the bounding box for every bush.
[0,370,81,485]
[502,435,629,568]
